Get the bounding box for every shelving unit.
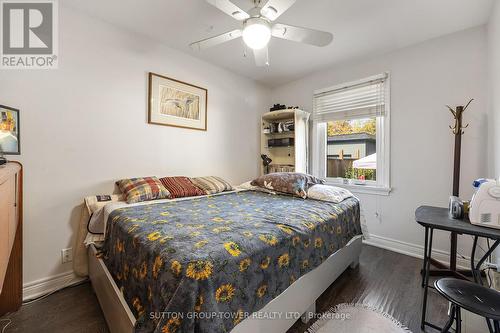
[260,109,310,175]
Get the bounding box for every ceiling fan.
[190,0,333,66]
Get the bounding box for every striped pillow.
[116,177,171,203]
[190,176,234,195]
[159,176,205,199]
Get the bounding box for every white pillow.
[307,184,353,203]
[85,194,124,234]
[237,181,276,194]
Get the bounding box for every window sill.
[324,181,391,196]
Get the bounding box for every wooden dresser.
[0,162,22,315]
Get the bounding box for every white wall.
[489,1,500,177]
[0,6,270,286]
[272,27,488,260]
[0,2,493,290]
[487,0,500,267]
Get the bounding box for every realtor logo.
[1,0,58,69]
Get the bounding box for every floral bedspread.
[102,190,362,333]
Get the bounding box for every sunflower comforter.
[102,190,362,333]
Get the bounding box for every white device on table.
[469,179,500,229]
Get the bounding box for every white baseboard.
[22,271,87,301]
[20,235,471,302]
[363,234,471,269]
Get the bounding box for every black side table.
[415,206,500,331]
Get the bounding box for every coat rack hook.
[446,99,473,135]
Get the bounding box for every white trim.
[325,181,391,196]
[313,73,388,95]
[22,271,86,301]
[378,73,391,190]
[311,72,391,192]
[363,234,471,270]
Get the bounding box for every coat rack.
[446,98,473,197]
[430,99,473,275]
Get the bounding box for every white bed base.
[88,235,362,333]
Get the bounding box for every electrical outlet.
[61,248,73,264]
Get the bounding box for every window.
[312,73,390,193]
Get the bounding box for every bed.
[85,190,363,333]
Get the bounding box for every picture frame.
[148,72,208,131]
[0,105,20,155]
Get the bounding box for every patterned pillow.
[190,176,234,195]
[159,176,205,199]
[307,184,353,203]
[251,172,325,198]
[116,177,171,203]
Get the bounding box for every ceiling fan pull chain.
[242,40,248,58]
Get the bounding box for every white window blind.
[313,73,388,122]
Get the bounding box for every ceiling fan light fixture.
[242,18,271,50]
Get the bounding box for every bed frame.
[88,235,362,333]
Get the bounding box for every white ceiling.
[63,0,494,87]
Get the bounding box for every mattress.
[100,190,362,333]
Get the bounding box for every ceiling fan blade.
[272,23,333,47]
[253,47,270,67]
[260,0,296,21]
[190,29,242,50]
[206,0,250,20]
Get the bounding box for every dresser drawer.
[0,162,22,314]
[5,177,16,251]
[0,178,11,293]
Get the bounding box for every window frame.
[311,73,391,195]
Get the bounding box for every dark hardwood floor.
[0,245,448,333]
[289,245,449,333]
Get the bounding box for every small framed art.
[0,105,20,155]
[148,72,208,131]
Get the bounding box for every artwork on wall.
[148,72,208,131]
[0,105,20,155]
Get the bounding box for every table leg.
[450,232,458,271]
[455,306,462,333]
[421,227,434,330]
[470,237,499,333]
[422,226,429,288]
[441,304,456,333]
[487,318,496,333]
[471,236,479,284]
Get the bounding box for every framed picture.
[148,72,208,131]
[0,105,20,155]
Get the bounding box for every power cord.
[455,235,493,265]
[0,319,11,333]
[0,279,88,332]
[485,239,493,287]
[455,235,495,287]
